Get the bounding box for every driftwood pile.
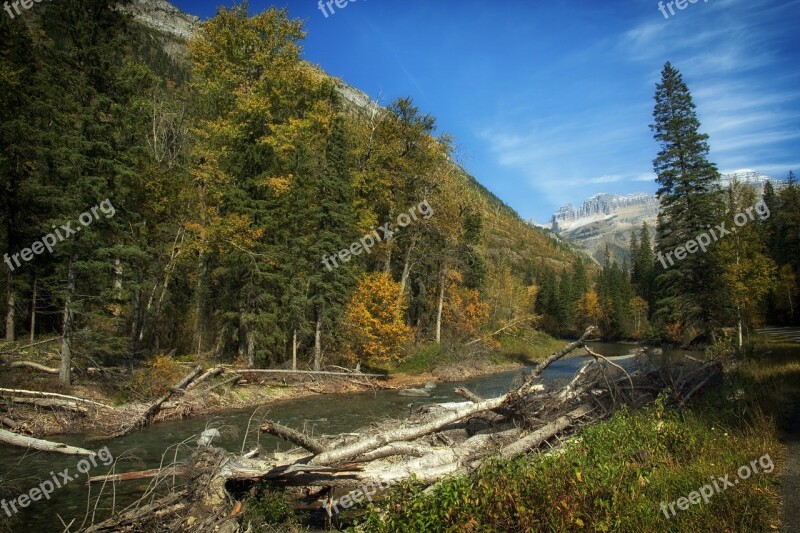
[83,328,723,532]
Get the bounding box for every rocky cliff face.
[549,193,659,233]
[544,170,777,264]
[122,0,199,41]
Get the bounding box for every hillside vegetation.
[0,2,587,379]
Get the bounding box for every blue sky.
[171,0,800,221]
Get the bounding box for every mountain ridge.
[542,169,782,264]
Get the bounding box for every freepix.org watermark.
[317,0,361,18]
[321,200,433,272]
[3,0,48,20]
[3,199,116,273]
[658,0,710,20]
[1,445,114,518]
[656,199,769,269]
[659,453,774,519]
[325,478,397,516]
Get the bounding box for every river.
[0,342,673,531]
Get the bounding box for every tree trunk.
[110,365,203,439]
[129,287,140,355]
[0,427,97,456]
[435,269,445,344]
[238,319,254,368]
[193,252,207,356]
[60,255,76,386]
[313,313,322,372]
[292,329,297,371]
[8,397,88,415]
[29,275,36,343]
[0,388,114,409]
[112,258,123,321]
[398,233,417,301]
[246,328,255,368]
[736,306,743,349]
[5,273,14,342]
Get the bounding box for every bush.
[125,355,186,401]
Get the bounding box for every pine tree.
[636,222,656,310]
[650,62,722,338]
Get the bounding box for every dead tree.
[85,330,724,532]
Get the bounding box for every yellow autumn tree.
[443,272,490,342]
[577,290,603,330]
[343,273,413,368]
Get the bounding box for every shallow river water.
[0,342,670,531]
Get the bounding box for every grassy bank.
[386,331,568,376]
[343,337,799,532]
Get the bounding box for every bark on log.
[88,466,187,485]
[197,374,241,394]
[354,442,434,462]
[511,326,596,399]
[260,420,325,454]
[111,365,203,439]
[240,369,383,378]
[0,388,114,410]
[8,361,59,374]
[454,387,483,403]
[498,404,595,459]
[186,367,224,390]
[141,365,203,422]
[7,397,88,415]
[0,416,19,429]
[0,427,97,456]
[309,395,507,466]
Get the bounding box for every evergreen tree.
[650,62,722,338]
[636,222,656,310]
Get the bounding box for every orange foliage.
[343,273,413,365]
[443,280,490,341]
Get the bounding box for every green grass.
[386,330,568,376]
[490,330,567,364]
[352,337,799,532]
[392,343,449,375]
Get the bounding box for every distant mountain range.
[540,169,780,265]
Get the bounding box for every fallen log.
[186,367,224,390]
[0,427,96,456]
[454,387,483,403]
[309,395,508,466]
[0,388,114,410]
[0,416,19,430]
[196,374,241,394]
[7,397,88,415]
[517,326,596,392]
[261,420,326,454]
[8,361,59,374]
[88,465,187,485]
[141,365,203,421]
[81,333,727,532]
[239,369,384,378]
[499,403,595,459]
[110,365,203,439]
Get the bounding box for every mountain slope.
[126,0,586,276]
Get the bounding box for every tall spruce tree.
[650,62,722,338]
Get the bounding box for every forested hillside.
[0,1,586,381]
